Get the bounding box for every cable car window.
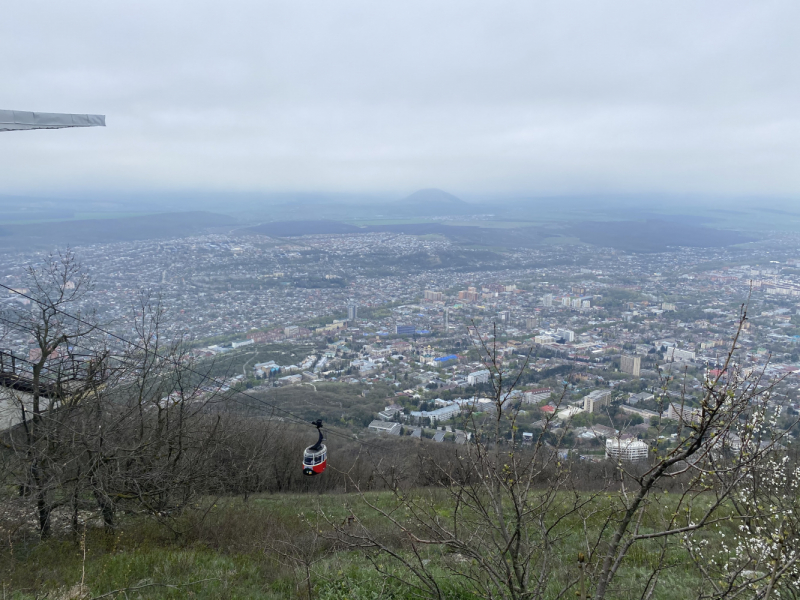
[304,456,313,465]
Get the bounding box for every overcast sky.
[2,0,799,200]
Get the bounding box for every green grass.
[0,491,728,599]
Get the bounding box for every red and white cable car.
[302,420,327,476]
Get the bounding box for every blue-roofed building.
[434,354,458,366]
[435,354,458,362]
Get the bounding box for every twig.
[89,578,220,599]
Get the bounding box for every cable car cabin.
[303,420,328,476]
[303,446,327,476]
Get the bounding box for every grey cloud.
[1,0,799,197]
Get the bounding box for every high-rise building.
[347,303,358,321]
[561,297,571,307]
[444,307,450,331]
[498,310,511,323]
[542,294,553,307]
[424,290,444,302]
[525,316,538,329]
[583,389,612,413]
[620,355,641,377]
[396,325,416,335]
[458,288,480,302]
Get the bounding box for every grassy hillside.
[0,490,724,599]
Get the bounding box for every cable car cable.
[0,311,371,448]
[0,283,394,451]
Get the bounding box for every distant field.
[344,218,534,229]
[344,218,436,226]
[0,211,238,249]
[540,235,584,246]
[413,233,448,241]
[245,218,757,252]
[72,211,156,220]
[0,209,762,253]
[443,219,536,228]
[0,212,154,225]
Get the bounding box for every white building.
[453,397,494,412]
[368,421,402,435]
[606,438,649,461]
[558,406,584,420]
[666,402,702,424]
[556,328,575,342]
[410,403,461,423]
[350,358,380,373]
[665,347,696,362]
[231,339,255,349]
[467,370,490,385]
[627,391,654,405]
[523,388,553,404]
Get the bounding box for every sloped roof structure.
[0,109,105,132]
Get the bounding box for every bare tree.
[74,291,235,533]
[324,322,598,599]
[0,279,254,539]
[325,310,798,600]
[0,250,102,538]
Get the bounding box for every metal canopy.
[0,109,105,132]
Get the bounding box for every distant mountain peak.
[399,189,467,206]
